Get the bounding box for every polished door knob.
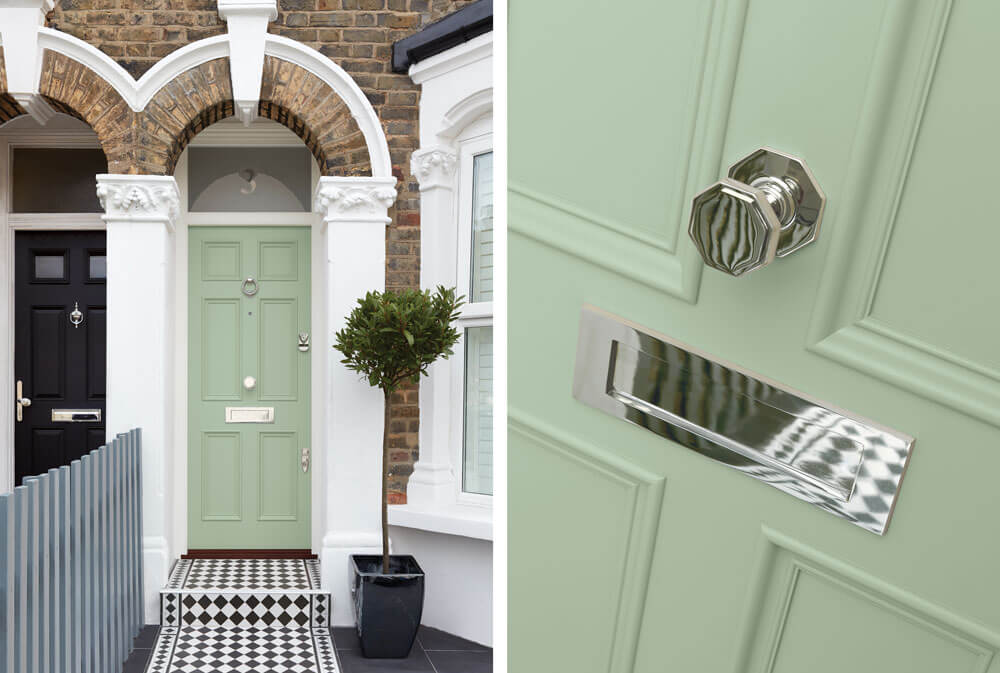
[688,147,825,277]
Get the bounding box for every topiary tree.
[334,286,463,573]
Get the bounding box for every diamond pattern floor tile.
[150,559,338,673]
[146,627,338,673]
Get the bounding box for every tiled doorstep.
[124,625,491,673]
[161,559,330,629]
[332,626,492,673]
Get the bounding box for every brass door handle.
[16,380,31,422]
[688,147,825,277]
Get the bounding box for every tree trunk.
[381,389,391,574]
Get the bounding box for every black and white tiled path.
[147,559,338,673]
[128,625,493,673]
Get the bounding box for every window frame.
[451,121,494,506]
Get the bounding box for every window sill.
[388,502,493,541]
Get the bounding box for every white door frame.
[171,118,325,554]
[0,120,105,494]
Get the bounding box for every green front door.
[511,1,1000,672]
[188,226,311,549]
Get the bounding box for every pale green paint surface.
[510,1,1000,671]
[189,227,311,549]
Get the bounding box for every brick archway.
[0,48,22,124]
[258,56,370,177]
[33,51,234,175]
[161,57,371,178]
[30,49,373,178]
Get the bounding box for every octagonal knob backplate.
[689,147,825,277]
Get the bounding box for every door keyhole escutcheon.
[688,147,826,277]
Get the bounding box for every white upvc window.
[453,123,493,501]
[391,30,493,539]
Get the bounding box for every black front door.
[14,231,107,485]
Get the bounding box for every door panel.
[188,226,310,549]
[86,308,106,398]
[510,1,1000,671]
[201,432,242,521]
[258,432,299,521]
[14,231,107,485]
[202,299,242,400]
[258,299,298,400]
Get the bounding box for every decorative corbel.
[96,175,181,230]
[410,146,458,191]
[314,176,399,226]
[217,0,278,126]
[0,0,58,125]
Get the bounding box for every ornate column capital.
[96,175,181,230]
[313,176,398,225]
[410,147,458,191]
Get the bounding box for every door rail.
[0,428,144,673]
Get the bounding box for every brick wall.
[41,0,477,500]
[0,48,25,123]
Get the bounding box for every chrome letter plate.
[51,409,102,423]
[572,306,914,535]
[225,407,275,424]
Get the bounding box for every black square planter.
[351,554,425,658]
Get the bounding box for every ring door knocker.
[242,277,259,297]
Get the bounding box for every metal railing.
[0,428,144,673]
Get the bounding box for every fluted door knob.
[688,148,825,277]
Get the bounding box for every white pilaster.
[217,0,277,125]
[0,0,57,125]
[408,147,460,505]
[97,174,179,624]
[313,175,397,624]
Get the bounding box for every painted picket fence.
[0,428,143,673]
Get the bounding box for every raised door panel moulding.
[804,0,1000,427]
[731,527,999,673]
[508,0,754,303]
[508,410,665,673]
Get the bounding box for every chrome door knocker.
[241,277,259,296]
[70,302,84,328]
[298,333,310,352]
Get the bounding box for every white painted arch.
[18,27,393,177]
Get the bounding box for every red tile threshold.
[183,549,317,559]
